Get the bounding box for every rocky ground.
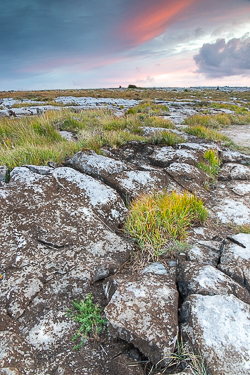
[1,93,250,375]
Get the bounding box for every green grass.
[183,112,250,130]
[141,115,175,129]
[66,294,107,350]
[0,109,182,170]
[197,149,221,178]
[126,101,169,116]
[150,130,185,146]
[184,125,230,143]
[125,191,208,258]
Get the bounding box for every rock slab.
[104,273,178,365]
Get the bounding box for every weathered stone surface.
[0,165,139,374]
[180,294,250,375]
[149,146,204,167]
[67,149,172,200]
[109,169,170,200]
[186,241,221,266]
[165,162,210,200]
[178,142,221,152]
[218,163,250,181]
[220,149,250,164]
[0,166,133,324]
[52,167,128,227]
[218,233,250,290]
[67,150,130,180]
[104,274,178,365]
[0,166,7,181]
[142,262,168,275]
[227,180,250,196]
[0,331,36,374]
[177,262,250,303]
[25,165,54,175]
[209,182,250,224]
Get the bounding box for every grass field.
[0,108,182,170]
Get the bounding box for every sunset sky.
[1,0,250,90]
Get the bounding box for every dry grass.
[2,88,250,104]
[125,191,208,259]
[0,108,181,170]
[184,125,229,142]
[183,112,250,129]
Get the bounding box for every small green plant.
[125,191,208,258]
[66,294,108,350]
[197,149,221,178]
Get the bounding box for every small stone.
[142,262,168,275]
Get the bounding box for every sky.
[0,0,250,90]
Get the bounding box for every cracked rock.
[180,294,250,375]
[177,262,250,304]
[104,273,178,365]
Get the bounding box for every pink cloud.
[116,0,197,47]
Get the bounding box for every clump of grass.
[66,294,107,350]
[184,125,229,142]
[125,191,208,258]
[150,130,185,146]
[142,116,175,129]
[127,101,169,116]
[53,116,86,131]
[157,337,208,375]
[197,149,221,178]
[183,113,231,129]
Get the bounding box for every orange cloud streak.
[118,0,197,46]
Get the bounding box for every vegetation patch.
[125,191,208,258]
[183,112,250,129]
[66,294,107,350]
[235,224,250,234]
[126,101,169,116]
[0,109,181,169]
[160,337,208,375]
[150,130,185,146]
[184,125,229,143]
[197,149,221,178]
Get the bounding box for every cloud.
[194,36,250,77]
[136,75,155,85]
[116,0,197,47]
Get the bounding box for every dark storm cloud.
[194,36,250,77]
